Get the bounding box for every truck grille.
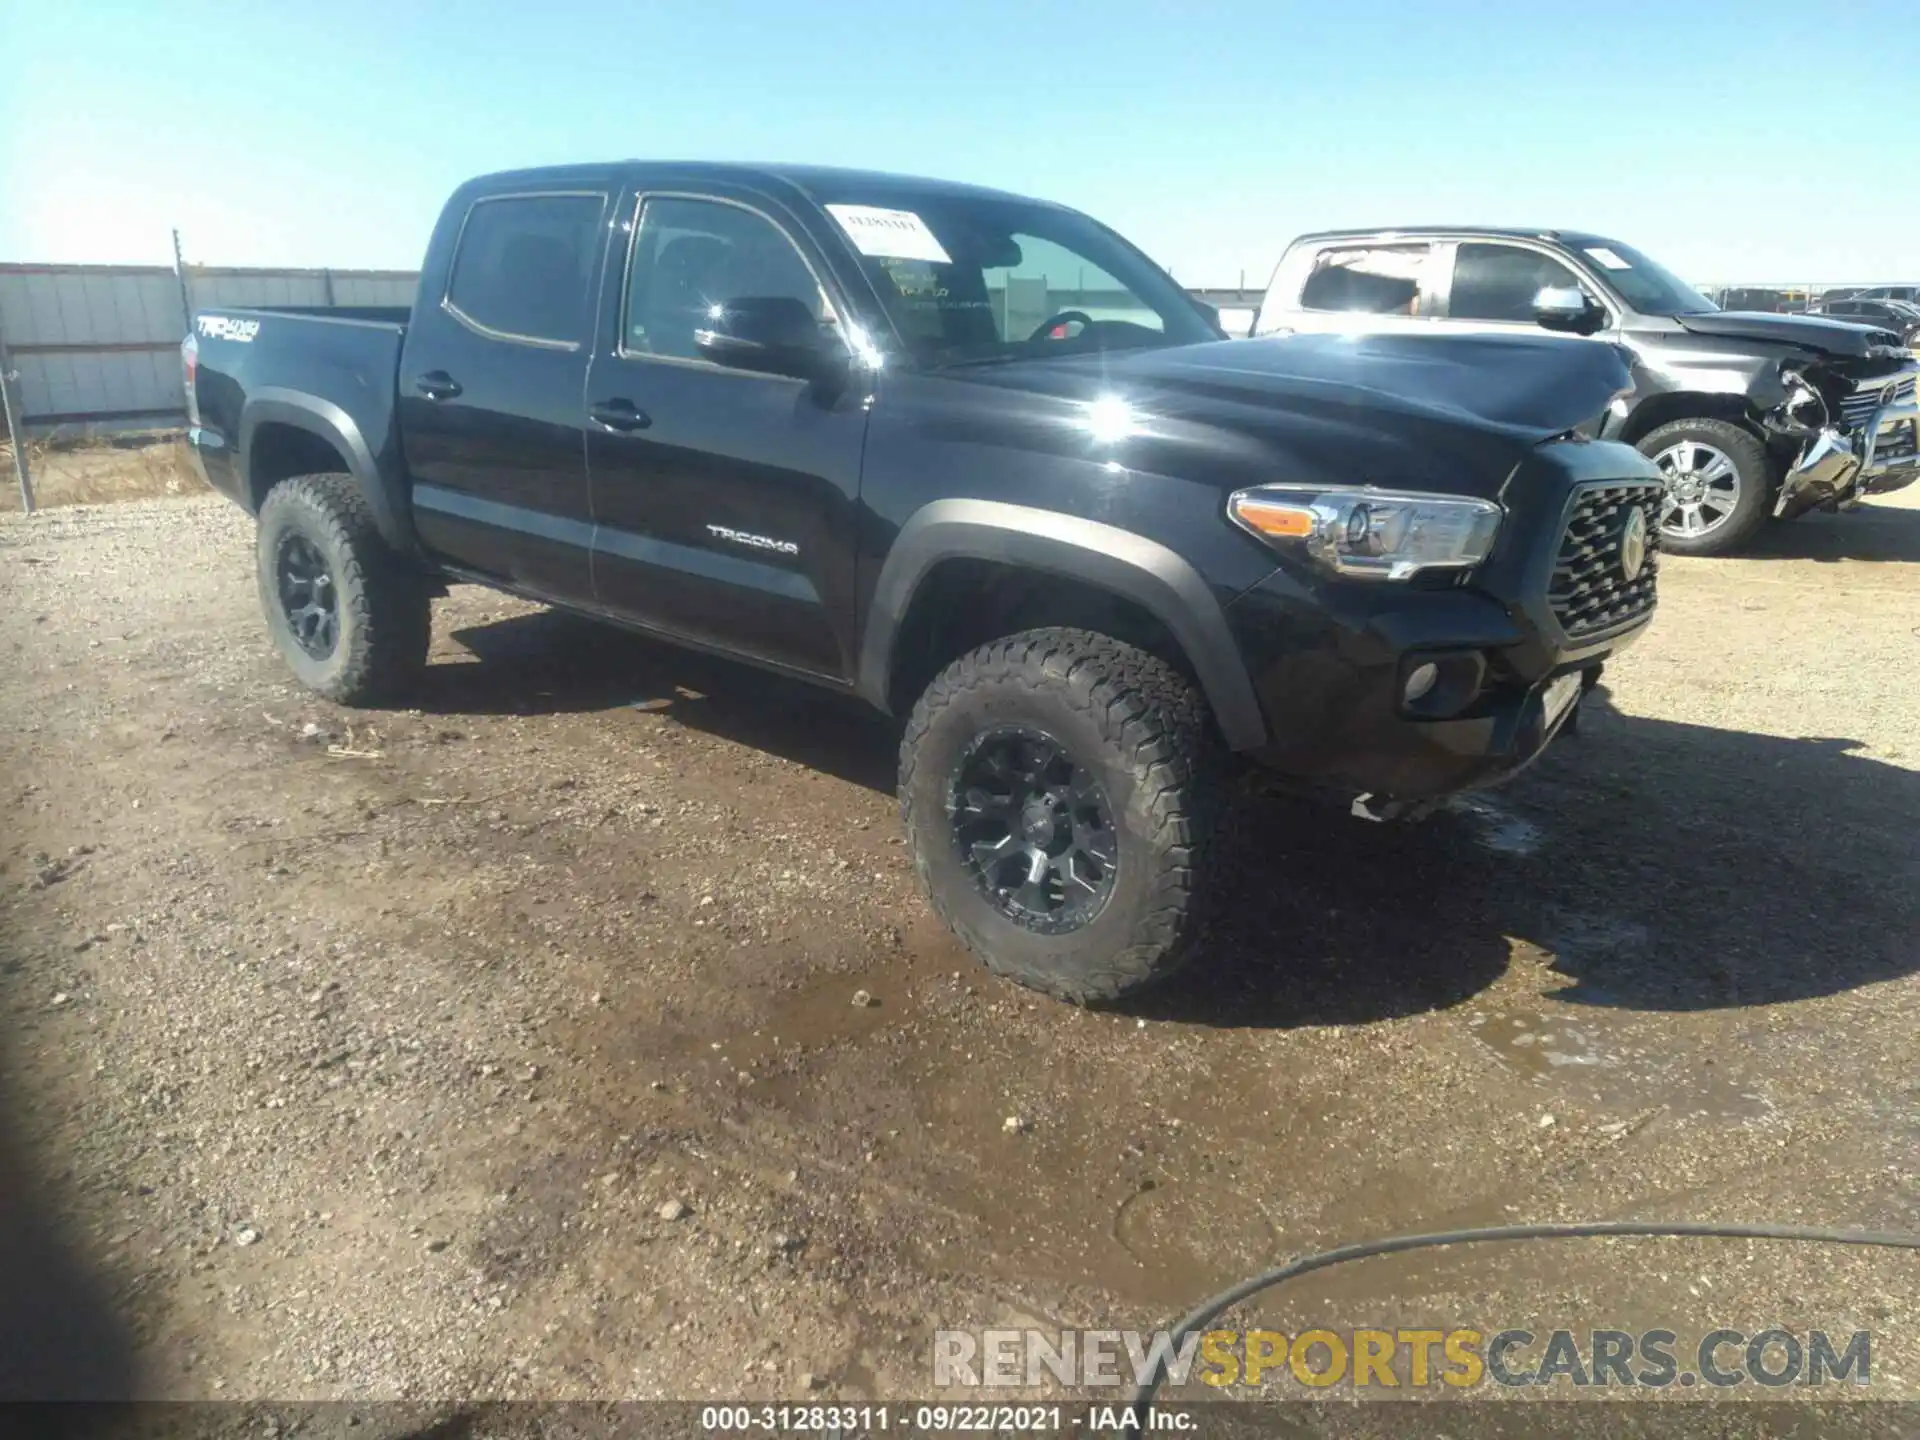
[1839,372,1915,432]
[1548,481,1662,640]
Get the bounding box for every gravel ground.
[1,480,1916,1421]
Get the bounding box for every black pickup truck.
[186,162,1663,1004]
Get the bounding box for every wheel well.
[885,558,1195,715]
[1617,392,1757,446]
[247,423,349,511]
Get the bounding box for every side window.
[1449,243,1588,323]
[1299,245,1433,316]
[444,194,605,345]
[624,197,831,360]
[1828,301,1861,316]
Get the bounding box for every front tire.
[1636,418,1773,557]
[255,472,430,705]
[899,628,1221,1004]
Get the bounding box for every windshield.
[1576,240,1718,316]
[818,189,1220,367]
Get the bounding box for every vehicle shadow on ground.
[1736,500,1920,563]
[425,612,1917,1026]
[0,1036,138,1401]
[1134,686,1920,1026]
[432,607,901,793]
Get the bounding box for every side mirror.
[1534,286,1607,336]
[693,296,837,379]
[1192,298,1223,333]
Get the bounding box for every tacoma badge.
[706,524,799,556]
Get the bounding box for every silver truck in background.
[1250,227,1918,556]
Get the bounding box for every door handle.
[590,399,652,432]
[414,371,462,401]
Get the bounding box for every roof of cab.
[463,161,1049,208]
[1289,225,1619,249]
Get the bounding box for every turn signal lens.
[1227,495,1316,539]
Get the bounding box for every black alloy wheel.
[276,532,339,659]
[950,724,1119,933]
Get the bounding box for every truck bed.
[211,303,412,327]
[187,304,412,521]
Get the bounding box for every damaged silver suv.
[1252,228,1919,555]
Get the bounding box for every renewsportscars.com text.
[934,1327,1873,1390]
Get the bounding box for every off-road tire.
[255,472,430,705]
[899,628,1222,1004]
[1635,418,1774,557]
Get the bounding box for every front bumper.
[1857,385,1919,495]
[1228,586,1635,800]
[1224,444,1659,803]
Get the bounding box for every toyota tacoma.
[185,163,1663,1003]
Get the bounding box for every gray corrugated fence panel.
[12,348,184,422]
[188,269,418,309]
[0,263,428,432]
[0,267,185,346]
[191,271,332,309]
[329,273,418,307]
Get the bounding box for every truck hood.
[951,332,1641,502]
[1673,309,1900,356]
[1077,332,1635,440]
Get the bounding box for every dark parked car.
[1850,284,1920,305]
[1807,298,1920,347]
[185,163,1663,1003]
[1254,229,1920,555]
[1710,286,1815,314]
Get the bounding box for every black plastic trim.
[239,389,411,552]
[858,498,1267,750]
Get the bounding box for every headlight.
[1228,484,1503,581]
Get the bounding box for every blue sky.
[3,0,1916,286]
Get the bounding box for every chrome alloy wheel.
[1652,439,1743,541]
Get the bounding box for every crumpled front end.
[1848,369,1920,498]
[1764,357,1919,518]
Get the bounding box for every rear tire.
[255,472,430,705]
[1636,418,1773,557]
[899,628,1221,1005]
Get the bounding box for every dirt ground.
[1,465,1917,1424]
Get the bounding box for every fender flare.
[239,389,412,552]
[857,499,1267,751]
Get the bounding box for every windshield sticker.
[1583,247,1632,271]
[827,205,952,265]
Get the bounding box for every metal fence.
[0,263,418,438]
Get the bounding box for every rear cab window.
[443,193,607,347]
[1299,244,1437,316]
